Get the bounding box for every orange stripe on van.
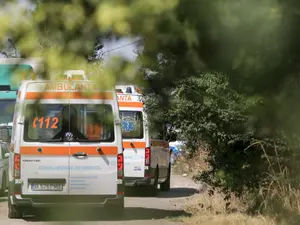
[20,146,118,155]
[123,142,146,148]
[118,102,143,108]
[25,92,113,100]
[20,146,69,155]
[70,146,118,155]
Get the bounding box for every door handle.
[72,152,88,157]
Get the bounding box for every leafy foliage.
[2,0,300,215]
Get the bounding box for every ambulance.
[8,71,124,218]
[116,85,171,195]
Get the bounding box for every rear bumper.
[11,195,124,208]
[124,177,155,186]
[9,182,124,208]
[124,167,156,187]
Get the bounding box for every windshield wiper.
[39,138,63,142]
[75,137,102,142]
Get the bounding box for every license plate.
[31,183,63,191]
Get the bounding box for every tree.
[3,0,300,213]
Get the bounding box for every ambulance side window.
[120,111,144,139]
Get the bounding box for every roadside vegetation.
[2,1,300,224]
[172,147,300,225]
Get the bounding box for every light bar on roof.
[63,70,88,80]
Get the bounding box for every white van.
[8,72,124,218]
[116,86,171,196]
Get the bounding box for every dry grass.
[186,213,275,225]
[173,145,210,177]
[175,141,300,225]
[183,190,277,225]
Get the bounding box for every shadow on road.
[24,207,190,222]
[158,187,198,198]
[126,187,197,198]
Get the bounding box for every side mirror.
[115,119,122,126]
[4,152,10,158]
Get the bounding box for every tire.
[160,165,171,191]
[115,197,125,217]
[106,197,124,218]
[0,173,6,196]
[8,193,22,219]
[147,167,158,196]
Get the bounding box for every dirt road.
[0,174,198,225]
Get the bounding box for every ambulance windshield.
[120,111,144,139]
[24,104,114,142]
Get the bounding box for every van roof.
[19,80,115,101]
[115,84,141,94]
[117,92,143,108]
[21,80,113,90]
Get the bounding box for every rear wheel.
[8,193,22,219]
[106,197,124,218]
[116,197,125,216]
[147,167,158,196]
[160,164,171,191]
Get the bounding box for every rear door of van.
[118,94,146,178]
[68,99,119,196]
[20,82,70,195]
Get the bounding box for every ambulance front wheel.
[8,196,22,219]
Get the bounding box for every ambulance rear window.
[24,104,114,142]
[120,111,143,139]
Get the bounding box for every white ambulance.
[116,85,171,196]
[8,71,124,218]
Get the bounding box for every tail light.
[117,153,123,179]
[145,147,151,166]
[14,153,20,179]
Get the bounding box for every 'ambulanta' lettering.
[45,83,97,91]
[117,95,132,101]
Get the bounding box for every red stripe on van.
[25,92,113,100]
